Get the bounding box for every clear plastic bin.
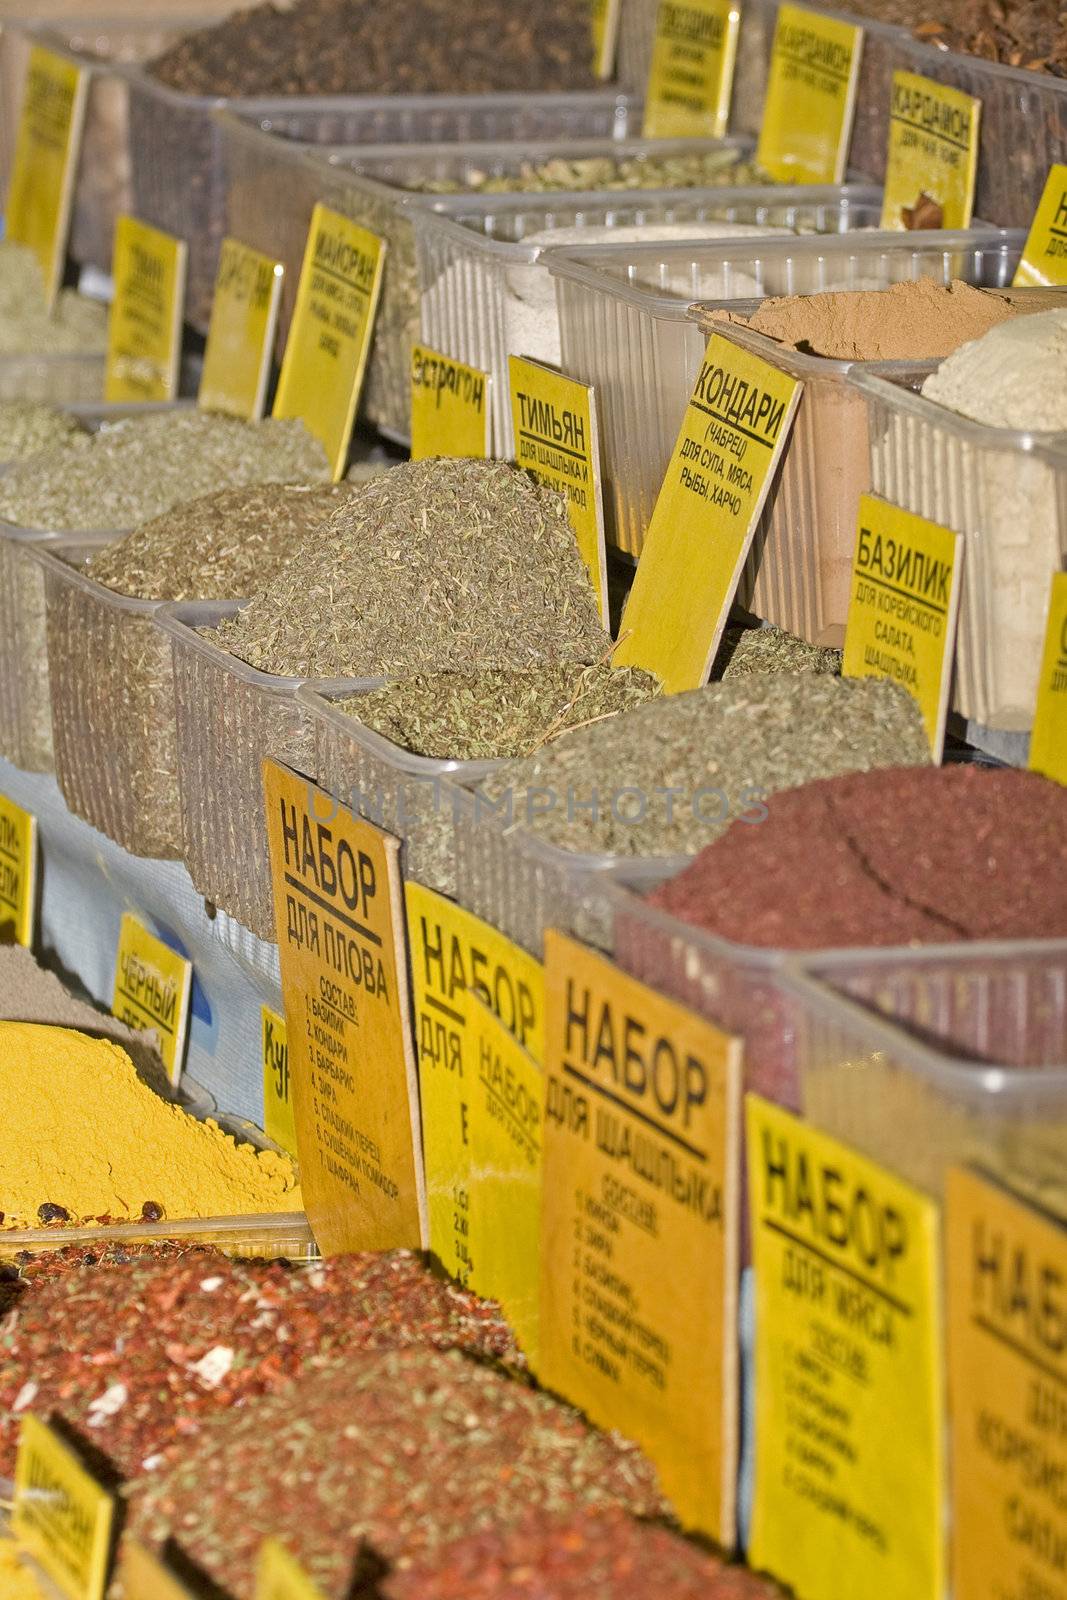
[415,183,880,460]
[0,351,105,404]
[0,1211,317,1261]
[301,685,499,899]
[126,64,635,332]
[159,600,373,942]
[550,224,1024,559]
[850,367,1067,730]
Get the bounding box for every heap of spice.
[0,412,329,531]
[150,0,600,94]
[0,1023,301,1230]
[414,149,771,194]
[0,241,108,355]
[126,1347,667,1598]
[0,401,88,461]
[715,622,841,678]
[478,675,929,857]
[0,1249,521,1478]
[341,662,660,762]
[845,0,1067,72]
[213,459,608,677]
[0,1539,49,1600]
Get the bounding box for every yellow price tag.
[410,344,490,461]
[1015,165,1067,286]
[879,71,980,230]
[614,334,800,691]
[262,1004,297,1158]
[119,1543,196,1600]
[641,0,740,140]
[12,1415,115,1600]
[405,883,543,1357]
[6,46,87,308]
[105,216,186,404]
[508,356,608,624]
[757,4,862,183]
[264,761,426,1256]
[1029,571,1067,784]
[538,930,742,1542]
[842,493,963,760]
[256,1538,327,1600]
[0,792,37,948]
[273,204,386,482]
[112,912,192,1087]
[199,238,283,421]
[591,0,623,79]
[747,1096,944,1600]
[946,1166,1067,1600]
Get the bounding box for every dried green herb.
[213,459,608,679]
[416,150,771,195]
[341,661,660,761]
[0,402,88,462]
[714,622,842,679]
[0,242,108,355]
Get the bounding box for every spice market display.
[0,1,1066,1598]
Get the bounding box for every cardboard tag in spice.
[538,929,742,1543]
[641,0,740,140]
[613,334,801,691]
[5,46,87,308]
[410,344,490,461]
[264,760,426,1255]
[1015,164,1067,286]
[0,791,37,948]
[199,238,283,421]
[842,493,963,760]
[12,1415,115,1600]
[1029,571,1067,785]
[945,1166,1067,1600]
[508,356,609,624]
[111,912,192,1088]
[256,1538,327,1600]
[273,203,386,482]
[757,4,862,183]
[747,1095,944,1600]
[592,0,623,79]
[261,1004,297,1158]
[119,1543,196,1600]
[879,71,980,230]
[405,882,543,1358]
[104,216,187,404]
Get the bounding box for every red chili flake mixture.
[0,1250,521,1479]
[125,1348,667,1600]
[384,1508,783,1600]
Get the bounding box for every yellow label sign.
[757,4,862,183]
[273,204,386,482]
[880,71,980,230]
[747,1096,944,1600]
[6,46,87,308]
[842,493,963,760]
[614,334,801,691]
[256,1538,327,1600]
[508,356,608,624]
[592,0,623,79]
[1015,164,1067,286]
[199,238,283,421]
[111,912,192,1087]
[1029,571,1067,784]
[641,0,740,140]
[946,1166,1067,1600]
[405,883,543,1359]
[105,216,186,404]
[13,1415,115,1600]
[262,1004,297,1158]
[410,344,490,461]
[119,1543,196,1600]
[264,760,425,1256]
[0,792,37,948]
[538,929,742,1542]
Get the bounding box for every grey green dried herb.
[0,412,330,532]
[0,402,88,462]
[715,622,842,679]
[414,149,770,195]
[0,242,108,356]
[213,459,608,679]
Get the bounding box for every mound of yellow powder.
[0,1539,50,1600]
[0,1023,302,1230]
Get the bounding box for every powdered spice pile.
[0,1023,301,1229]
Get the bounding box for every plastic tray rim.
[850,365,1067,456]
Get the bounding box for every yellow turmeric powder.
[0,1023,302,1229]
[0,1539,51,1600]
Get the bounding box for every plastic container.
[159,601,373,942]
[550,224,1024,560]
[301,685,500,897]
[0,1210,317,1261]
[415,183,879,460]
[0,350,106,404]
[851,366,1067,730]
[126,64,635,331]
